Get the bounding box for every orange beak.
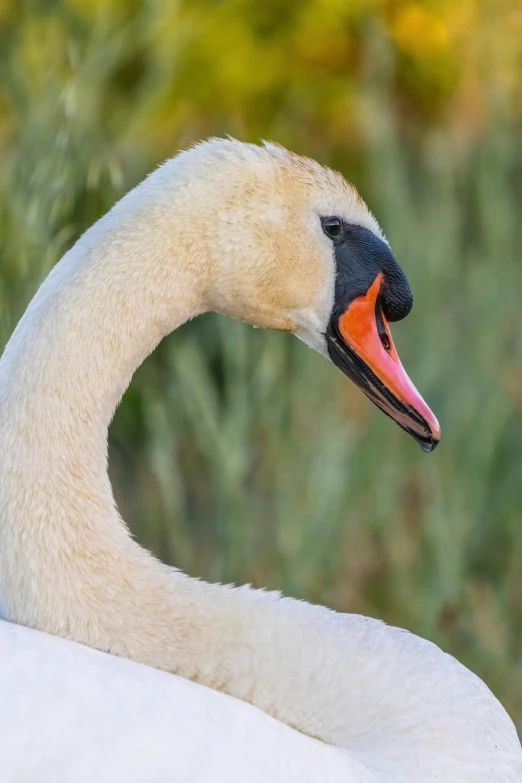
[326,274,441,452]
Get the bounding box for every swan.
[0,138,520,782]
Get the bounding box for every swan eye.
[322,217,342,239]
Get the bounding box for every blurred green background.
[0,0,521,731]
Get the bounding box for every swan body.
[0,138,520,781]
[1,619,519,783]
[0,621,352,783]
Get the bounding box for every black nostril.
[379,331,391,351]
[375,292,391,352]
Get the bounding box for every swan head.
[168,138,441,451]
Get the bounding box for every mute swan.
[0,138,520,782]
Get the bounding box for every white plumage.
[0,138,520,781]
[0,621,352,783]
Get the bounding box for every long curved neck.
[0,169,516,771]
[1,180,351,739]
[0,178,205,630]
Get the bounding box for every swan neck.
[0,179,205,626]
[0,157,517,772]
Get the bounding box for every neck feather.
[0,166,517,771]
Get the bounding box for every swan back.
[0,620,358,783]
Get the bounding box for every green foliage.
[0,0,521,733]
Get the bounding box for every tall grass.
[0,6,521,733]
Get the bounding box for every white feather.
[0,138,520,781]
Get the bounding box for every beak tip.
[417,410,441,453]
[417,429,441,453]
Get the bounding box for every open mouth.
[325,275,440,452]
